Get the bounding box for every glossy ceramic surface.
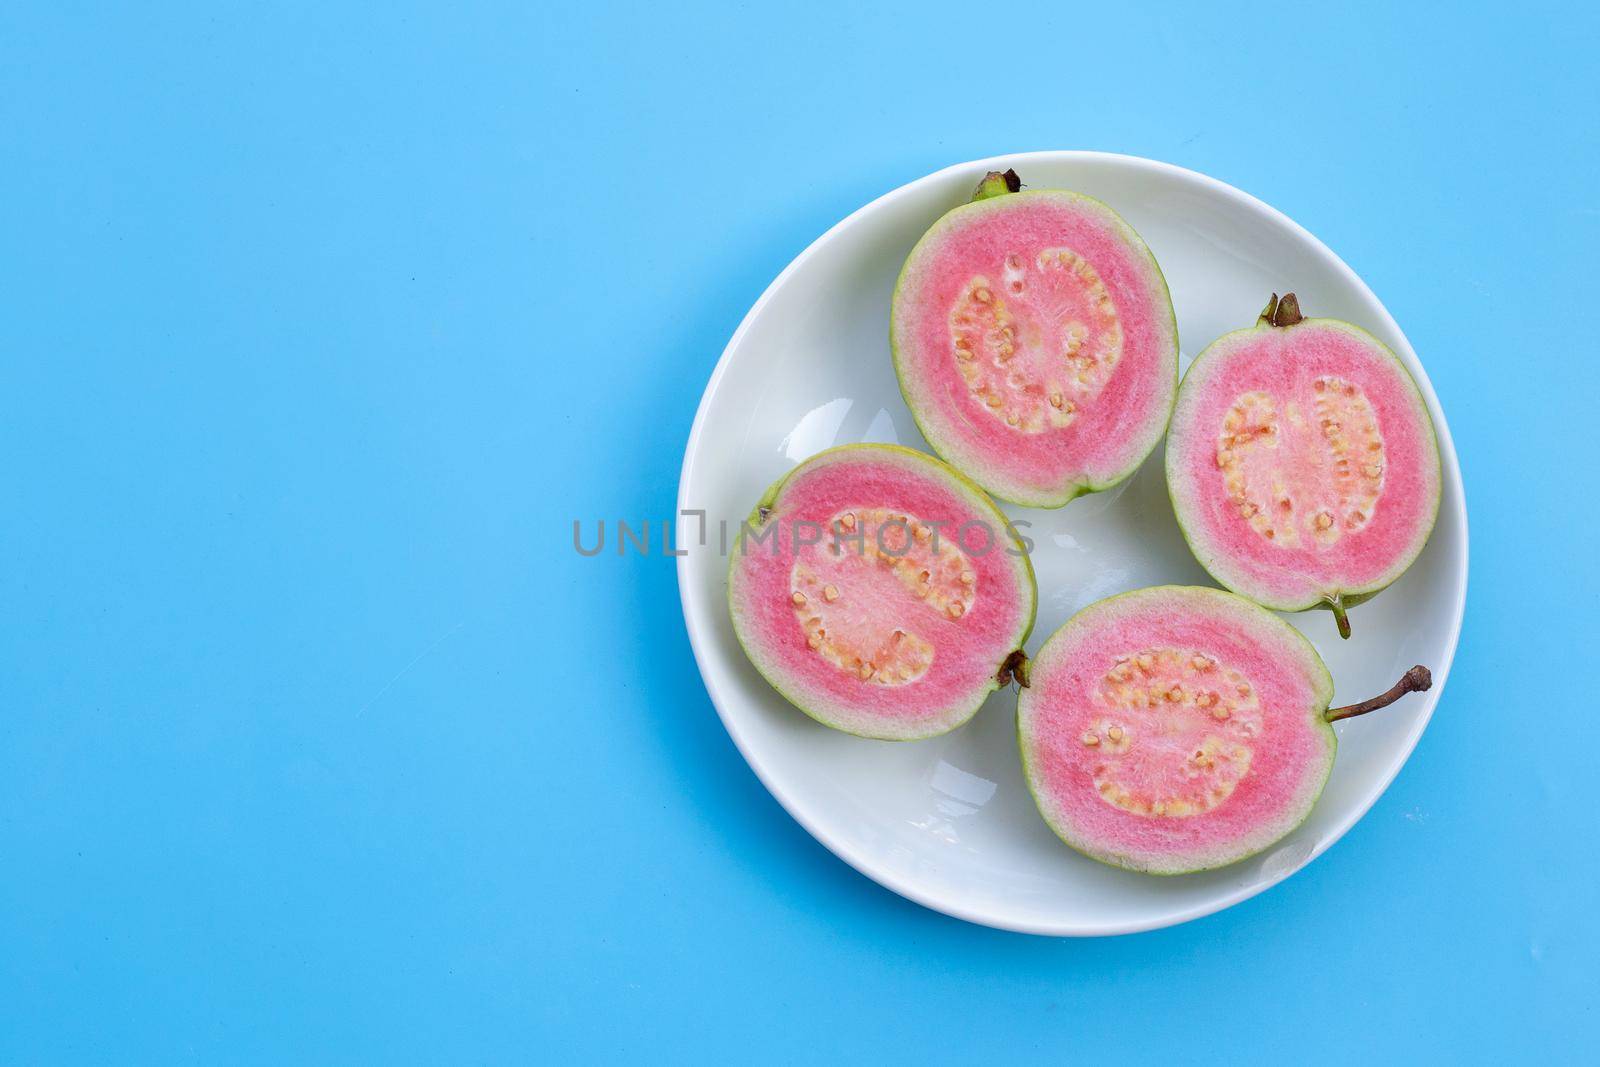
[677,152,1467,935]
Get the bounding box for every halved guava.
[1018,585,1431,875]
[1166,294,1442,638]
[728,444,1036,741]
[891,169,1179,508]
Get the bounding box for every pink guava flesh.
[1166,317,1441,617]
[892,189,1178,507]
[1018,586,1336,875]
[728,445,1036,740]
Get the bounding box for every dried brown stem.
[973,168,1023,201]
[1324,665,1433,723]
[1258,292,1305,328]
[998,649,1030,689]
[1273,292,1303,326]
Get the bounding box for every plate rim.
[675,150,1469,936]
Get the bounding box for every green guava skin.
[727,443,1037,742]
[890,177,1179,509]
[1165,309,1442,639]
[1017,586,1340,876]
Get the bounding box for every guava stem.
[1327,595,1352,640]
[1274,292,1303,326]
[998,649,1030,689]
[1258,292,1304,328]
[973,169,1022,201]
[1258,293,1279,326]
[1324,665,1433,723]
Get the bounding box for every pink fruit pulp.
[1018,586,1335,875]
[893,190,1177,507]
[728,445,1036,740]
[1166,318,1440,611]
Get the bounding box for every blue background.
[3,1,1596,1061]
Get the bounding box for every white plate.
[676,152,1467,936]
